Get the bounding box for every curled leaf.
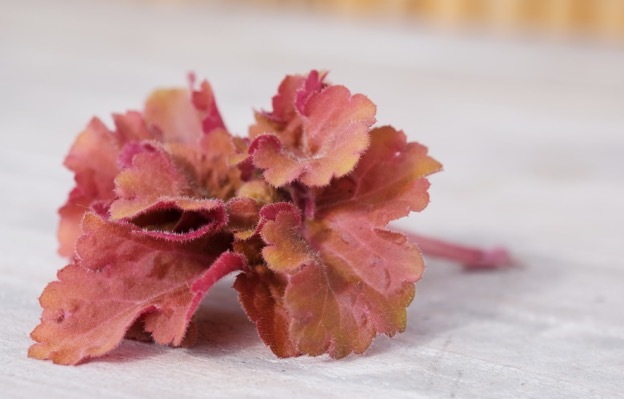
[246,202,423,358]
[316,126,443,223]
[234,265,299,358]
[259,203,314,273]
[250,71,376,187]
[110,142,192,220]
[58,110,161,256]
[57,118,120,256]
[29,212,243,365]
[143,79,225,143]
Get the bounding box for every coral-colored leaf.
[143,89,203,143]
[226,197,260,240]
[259,203,314,273]
[112,111,157,143]
[285,262,415,358]
[250,71,376,187]
[57,118,120,256]
[248,135,302,187]
[250,70,327,137]
[191,81,227,134]
[123,197,227,242]
[253,204,423,358]
[110,142,192,219]
[58,113,161,256]
[267,73,306,125]
[299,87,374,187]
[167,129,244,201]
[308,215,423,295]
[57,189,97,258]
[29,212,243,365]
[111,130,244,221]
[316,126,442,224]
[144,80,225,143]
[238,125,442,358]
[233,265,300,358]
[235,180,279,204]
[295,70,327,115]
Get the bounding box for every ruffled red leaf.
[316,126,443,224]
[233,265,299,358]
[237,126,441,358]
[249,71,376,187]
[243,203,421,358]
[29,211,243,365]
[57,118,120,256]
[110,142,193,219]
[167,129,244,201]
[258,203,314,273]
[192,81,227,134]
[58,112,162,256]
[143,79,225,143]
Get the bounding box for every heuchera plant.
[29,71,509,365]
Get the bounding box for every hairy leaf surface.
[30,212,243,365]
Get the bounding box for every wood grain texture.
[1,0,623,397]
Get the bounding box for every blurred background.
[2,1,624,397]
[114,0,624,37]
[229,0,624,39]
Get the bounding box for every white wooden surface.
[1,0,624,398]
